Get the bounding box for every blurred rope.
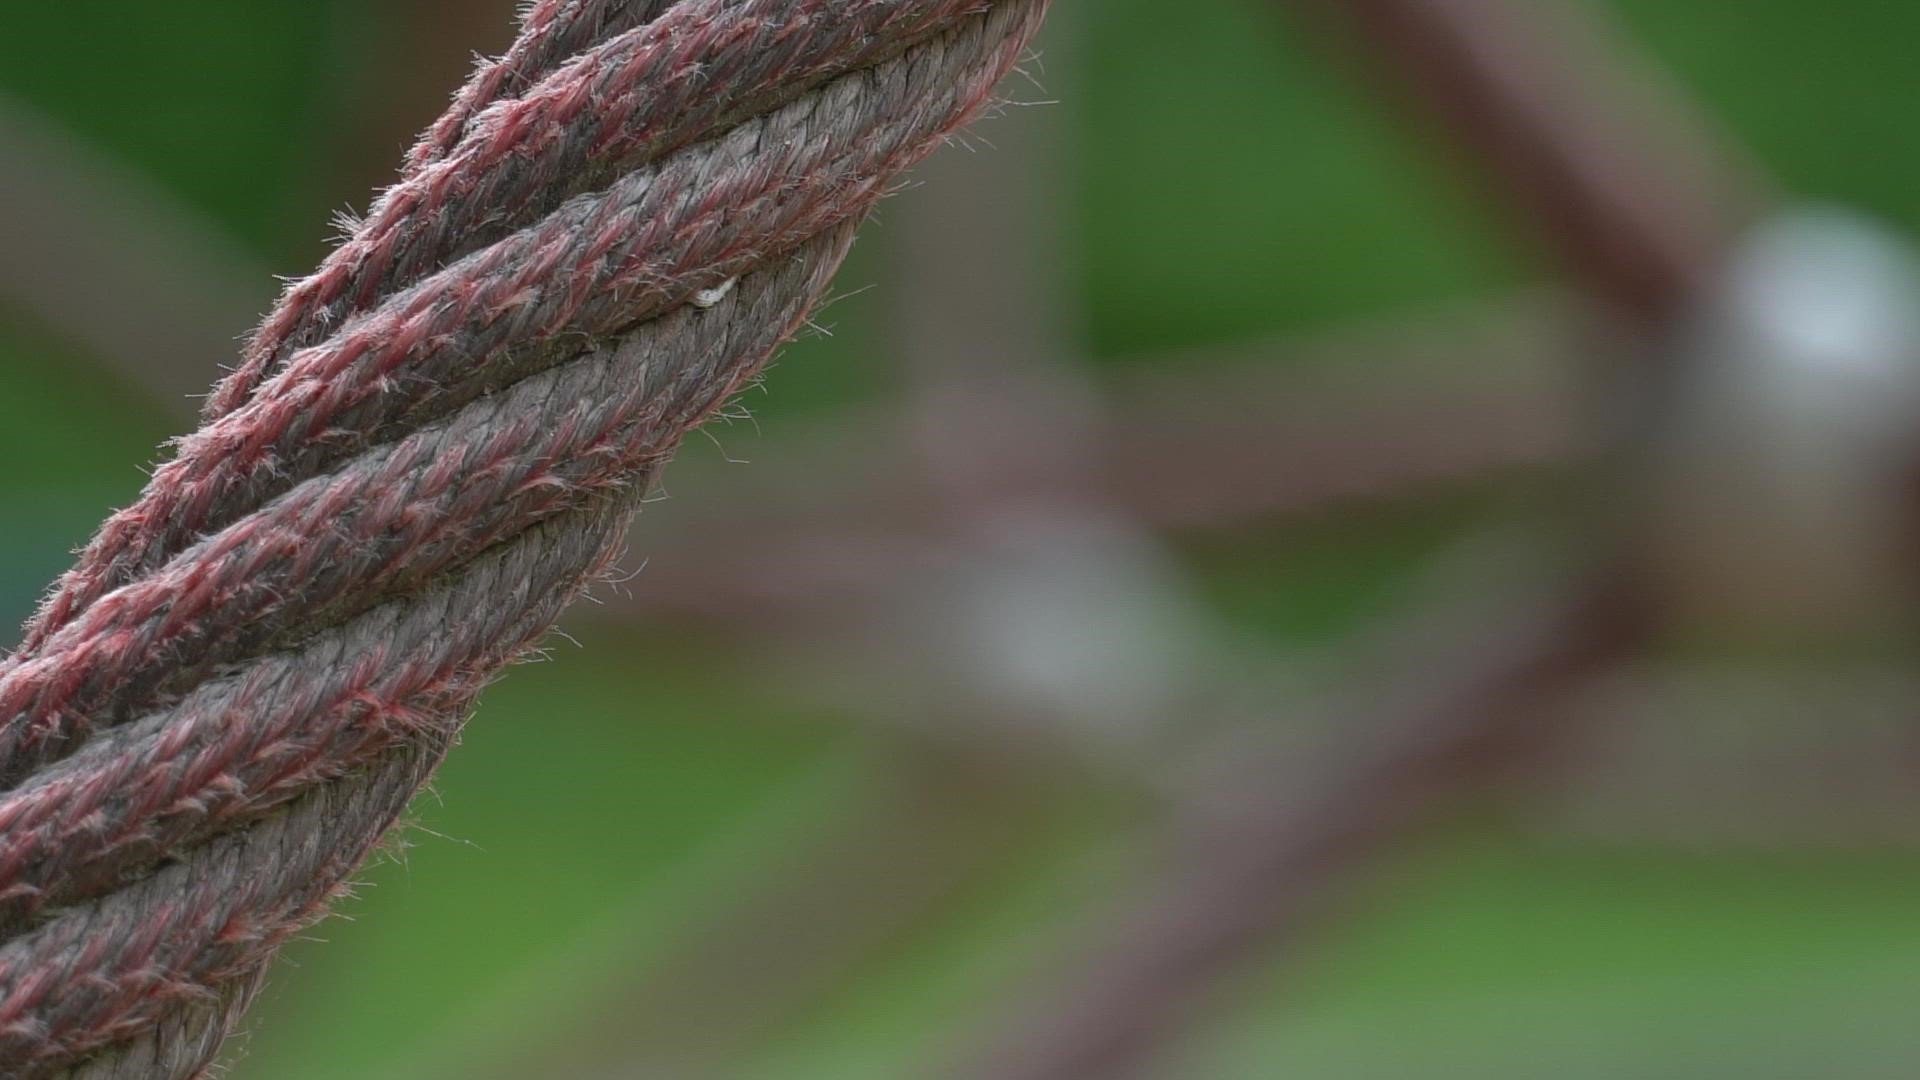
[942,568,1654,1079]
[942,0,1762,1074]
[0,1,1049,1076]
[1294,0,1759,325]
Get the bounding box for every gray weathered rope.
[0,1,1048,1075]
[403,0,685,181]
[0,225,853,933]
[26,0,1020,659]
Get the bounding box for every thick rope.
[0,226,852,932]
[402,0,685,180]
[3,0,1034,780]
[24,0,1013,659]
[0,1,1048,1075]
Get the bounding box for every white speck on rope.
[692,277,739,308]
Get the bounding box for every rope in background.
[0,1,1049,1075]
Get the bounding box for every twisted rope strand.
[1,8,1031,783]
[26,0,1002,656]
[403,0,682,180]
[10,489,646,1076]
[201,0,997,424]
[0,1,1048,1073]
[60,968,262,1080]
[0,733,455,1077]
[0,222,858,1060]
[47,497,654,1080]
[2,223,836,773]
[0,225,854,929]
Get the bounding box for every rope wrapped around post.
[0,1,1050,1075]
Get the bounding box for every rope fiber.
[0,1,1049,1075]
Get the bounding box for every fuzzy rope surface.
[0,1,1048,1075]
[402,0,684,180]
[24,0,1007,659]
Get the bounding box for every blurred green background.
[5,2,1920,1077]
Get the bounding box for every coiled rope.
[0,1,1049,1075]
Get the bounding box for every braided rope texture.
[0,1,1048,1075]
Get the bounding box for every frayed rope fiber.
[0,1,1049,1075]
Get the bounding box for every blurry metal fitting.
[1648,206,1920,642]
[883,504,1217,761]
